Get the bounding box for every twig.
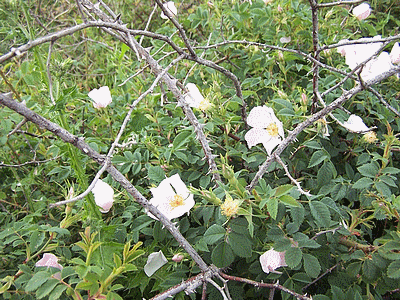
[46,40,56,105]
[139,3,157,46]
[302,263,340,291]
[317,0,364,8]
[7,119,28,137]
[274,154,311,196]
[219,272,312,300]
[207,278,229,300]
[0,156,60,168]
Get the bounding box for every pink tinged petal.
[361,52,393,81]
[337,39,350,56]
[245,128,273,148]
[161,1,177,19]
[144,251,168,277]
[247,106,277,129]
[92,180,114,213]
[343,115,370,133]
[172,254,184,262]
[259,249,287,274]
[88,86,112,109]
[35,253,63,271]
[390,42,400,65]
[352,3,371,20]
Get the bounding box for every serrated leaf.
[362,259,380,283]
[211,242,234,268]
[308,150,329,168]
[309,201,330,228]
[279,195,300,207]
[267,197,278,219]
[303,254,321,278]
[48,285,67,300]
[228,232,252,258]
[36,279,59,299]
[203,224,226,244]
[172,131,192,150]
[274,184,293,197]
[357,162,379,178]
[147,166,166,182]
[387,260,400,278]
[285,247,302,268]
[25,271,50,292]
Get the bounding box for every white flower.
[148,174,195,220]
[360,52,393,81]
[184,83,210,111]
[342,115,370,133]
[35,253,63,271]
[279,36,291,44]
[245,106,284,155]
[352,3,371,20]
[92,180,114,213]
[88,86,112,109]
[342,36,382,70]
[160,1,177,19]
[259,248,287,274]
[144,251,168,277]
[390,42,400,65]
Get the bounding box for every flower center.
[169,195,185,209]
[199,99,211,111]
[221,198,239,217]
[266,123,279,137]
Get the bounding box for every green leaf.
[362,259,380,283]
[309,201,330,228]
[279,195,300,207]
[36,279,59,299]
[387,260,400,278]
[285,247,302,268]
[211,242,234,268]
[228,232,252,258]
[203,224,226,244]
[147,166,166,183]
[25,271,50,292]
[172,131,192,150]
[267,197,278,219]
[274,184,293,197]
[308,150,329,168]
[48,285,67,300]
[357,162,379,178]
[303,254,321,278]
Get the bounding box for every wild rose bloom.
[160,1,177,19]
[390,42,400,64]
[342,36,382,70]
[259,248,287,274]
[342,115,370,133]
[88,86,112,109]
[245,106,284,155]
[92,180,114,213]
[220,195,240,218]
[35,253,63,271]
[144,251,168,277]
[352,3,371,20]
[148,174,195,220]
[184,83,211,111]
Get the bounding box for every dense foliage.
[1,0,400,299]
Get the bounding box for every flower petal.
[184,83,205,108]
[390,42,400,65]
[245,128,273,148]
[342,115,370,133]
[247,106,276,129]
[160,1,177,19]
[352,3,371,20]
[259,249,287,274]
[144,251,168,277]
[262,136,282,155]
[35,253,63,271]
[88,86,112,109]
[92,180,114,213]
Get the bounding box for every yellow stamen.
[170,195,185,208]
[363,131,377,144]
[266,123,279,137]
[199,99,211,111]
[221,197,239,217]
